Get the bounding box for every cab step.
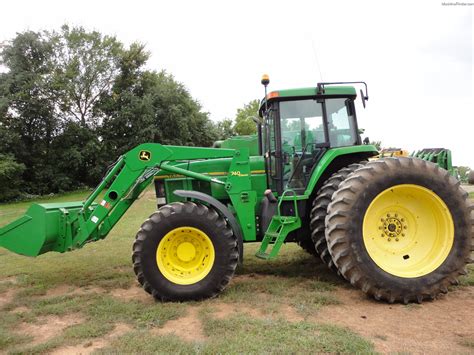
[256,189,301,260]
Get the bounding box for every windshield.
[279,99,325,153]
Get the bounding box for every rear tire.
[310,162,366,273]
[132,202,238,301]
[326,158,473,303]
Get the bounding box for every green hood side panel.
[156,156,267,202]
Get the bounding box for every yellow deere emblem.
[139,150,151,161]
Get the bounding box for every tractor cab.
[258,78,367,195]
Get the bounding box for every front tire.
[326,158,473,303]
[132,202,238,301]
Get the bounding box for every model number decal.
[230,171,248,177]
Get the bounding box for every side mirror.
[360,89,368,108]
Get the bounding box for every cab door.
[266,99,329,195]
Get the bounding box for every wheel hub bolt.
[378,212,408,242]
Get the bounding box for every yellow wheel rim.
[363,184,454,278]
[156,227,215,285]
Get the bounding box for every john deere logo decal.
[139,150,151,161]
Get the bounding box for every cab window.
[279,99,325,190]
[325,98,358,147]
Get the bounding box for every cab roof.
[259,85,357,113]
[273,85,356,98]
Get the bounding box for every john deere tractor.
[1,76,472,304]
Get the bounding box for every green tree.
[0,154,25,200]
[456,166,471,183]
[49,25,124,128]
[99,67,218,159]
[370,140,382,150]
[233,99,259,135]
[0,26,218,200]
[0,30,57,194]
[216,118,234,139]
[0,27,124,194]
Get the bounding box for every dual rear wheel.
[312,157,473,303]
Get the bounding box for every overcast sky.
[1,0,473,167]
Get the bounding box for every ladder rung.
[255,251,271,259]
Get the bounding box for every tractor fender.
[173,190,244,263]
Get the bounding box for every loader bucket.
[0,201,84,257]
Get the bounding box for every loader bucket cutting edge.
[0,201,85,257]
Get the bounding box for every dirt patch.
[11,306,29,314]
[152,307,206,342]
[0,276,19,285]
[212,302,236,319]
[110,284,155,304]
[15,314,84,346]
[279,304,305,322]
[42,285,105,298]
[0,289,15,308]
[51,323,132,355]
[316,287,474,354]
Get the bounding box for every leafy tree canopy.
[233,99,259,136]
[215,118,234,140]
[0,26,218,200]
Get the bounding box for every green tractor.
[1,76,472,304]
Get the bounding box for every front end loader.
[1,76,472,304]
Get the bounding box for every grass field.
[0,188,473,354]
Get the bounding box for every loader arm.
[0,143,240,257]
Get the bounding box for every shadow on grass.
[237,243,345,286]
